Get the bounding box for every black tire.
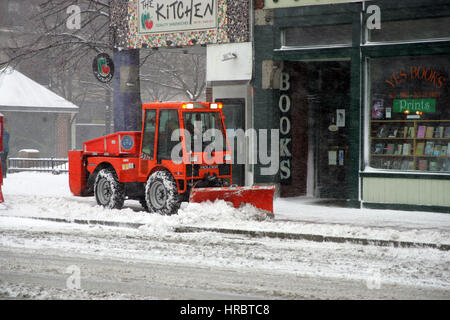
[139,198,148,211]
[94,168,125,209]
[145,170,181,215]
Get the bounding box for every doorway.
[284,60,351,199]
[219,98,246,186]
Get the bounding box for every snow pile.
[1,172,450,244]
[177,200,270,225]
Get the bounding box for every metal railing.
[7,157,69,174]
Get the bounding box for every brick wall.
[56,114,70,158]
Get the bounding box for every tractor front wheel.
[94,168,125,209]
[145,171,181,215]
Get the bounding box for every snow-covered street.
[0,172,449,299]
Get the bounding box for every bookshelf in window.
[370,120,450,172]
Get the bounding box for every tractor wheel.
[94,168,125,209]
[139,198,148,211]
[145,170,181,215]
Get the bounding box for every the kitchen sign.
[264,0,364,9]
[138,0,217,34]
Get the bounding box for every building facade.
[253,0,450,211]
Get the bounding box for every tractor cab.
[139,101,232,194]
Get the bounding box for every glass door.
[219,99,246,186]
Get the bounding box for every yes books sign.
[138,0,217,34]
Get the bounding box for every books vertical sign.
[279,72,292,185]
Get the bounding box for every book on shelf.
[424,141,434,155]
[425,126,434,138]
[388,127,399,138]
[441,145,448,156]
[433,144,441,156]
[416,142,425,155]
[401,126,407,138]
[447,142,450,156]
[408,161,415,170]
[445,127,450,138]
[429,161,438,171]
[386,144,395,155]
[402,143,411,155]
[401,159,409,170]
[376,125,388,138]
[370,158,382,168]
[418,159,428,171]
[407,126,415,138]
[436,126,444,138]
[417,125,426,138]
[446,160,450,172]
[395,144,403,155]
[392,160,401,170]
[374,143,385,154]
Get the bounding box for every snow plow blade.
[189,185,276,215]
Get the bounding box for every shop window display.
[368,55,450,172]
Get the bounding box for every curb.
[5,215,449,251]
[175,226,450,251]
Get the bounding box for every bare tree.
[140,50,206,101]
[1,0,207,121]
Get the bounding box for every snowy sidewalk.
[275,197,450,232]
[1,172,449,247]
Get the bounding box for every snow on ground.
[0,280,156,300]
[0,215,448,291]
[1,172,450,244]
[0,172,449,293]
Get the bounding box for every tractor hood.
[83,131,141,157]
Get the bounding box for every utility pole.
[105,86,111,135]
[112,48,141,132]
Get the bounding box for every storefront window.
[368,17,450,43]
[367,55,450,172]
[283,24,352,48]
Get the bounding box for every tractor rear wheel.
[94,168,125,209]
[145,170,181,215]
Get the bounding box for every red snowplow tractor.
[68,102,275,215]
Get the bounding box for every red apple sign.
[101,64,110,75]
[145,19,153,30]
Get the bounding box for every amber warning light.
[210,103,223,109]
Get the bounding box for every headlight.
[224,154,232,161]
[190,155,198,162]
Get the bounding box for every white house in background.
[0,67,79,158]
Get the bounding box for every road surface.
[0,216,448,299]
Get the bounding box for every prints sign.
[279,72,292,185]
[138,0,217,34]
[393,99,436,113]
[92,53,114,83]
